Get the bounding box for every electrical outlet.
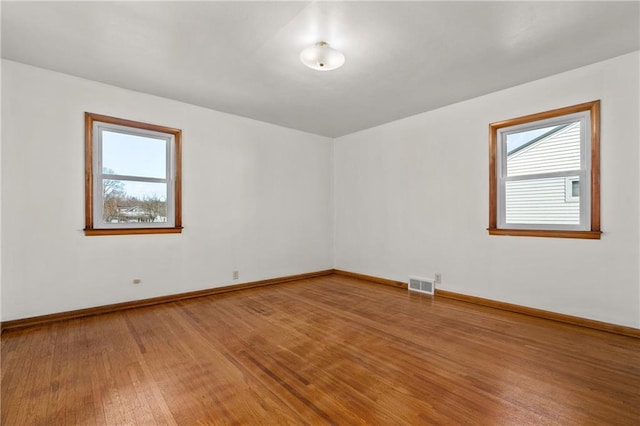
[233,270,239,280]
[434,273,442,284]
[133,279,142,285]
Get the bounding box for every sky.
[506,125,557,154]
[102,130,168,200]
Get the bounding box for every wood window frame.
[84,112,182,236]
[488,101,601,239]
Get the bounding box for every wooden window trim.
[488,101,600,239]
[84,112,182,236]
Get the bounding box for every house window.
[85,113,182,236]
[565,177,580,203]
[488,101,600,239]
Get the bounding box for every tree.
[141,195,167,222]
[103,168,124,197]
[100,168,166,223]
[103,168,125,222]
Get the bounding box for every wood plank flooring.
[2,274,639,425]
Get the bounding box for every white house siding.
[505,177,580,224]
[505,122,581,224]
[507,122,581,176]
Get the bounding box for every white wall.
[3,52,639,329]
[0,16,3,321]
[1,60,333,321]
[334,51,640,328]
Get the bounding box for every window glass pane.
[505,177,579,225]
[102,179,168,224]
[506,121,581,177]
[102,130,166,179]
[571,180,579,197]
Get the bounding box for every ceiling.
[2,1,639,138]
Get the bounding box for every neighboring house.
[506,122,580,225]
[115,206,157,223]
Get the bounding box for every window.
[565,177,580,203]
[489,101,600,239]
[85,113,182,235]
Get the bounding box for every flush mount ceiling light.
[300,41,345,71]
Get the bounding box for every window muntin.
[489,101,600,239]
[85,113,182,236]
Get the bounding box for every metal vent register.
[408,276,435,295]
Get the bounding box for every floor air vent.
[408,276,435,295]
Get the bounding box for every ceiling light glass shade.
[300,41,345,71]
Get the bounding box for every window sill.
[487,228,601,239]
[84,227,183,236]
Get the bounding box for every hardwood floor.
[2,274,639,425]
